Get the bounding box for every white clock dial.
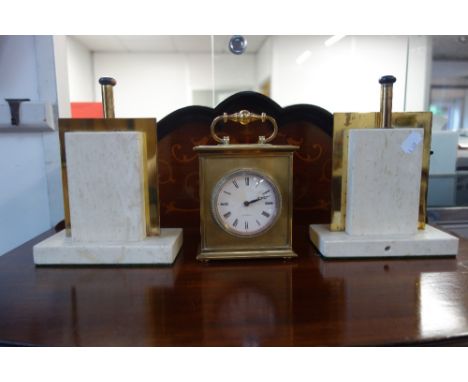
[212,170,281,236]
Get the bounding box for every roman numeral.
[233,218,238,227]
[220,202,229,206]
[265,201,273,205]
[262,190,270,195]
[223,212,231,219]
[223,191,231,195]
[232,180,239,188]
[245,177,249,186]
[245,221,248,230]
[261,211,270,218]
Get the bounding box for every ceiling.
[432,35,468,60]
[72,35,468,60]
[71,35,268,54]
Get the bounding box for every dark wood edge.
[386,335,468,347]
[0,339,39,347]
[157,91,333,140]
[3,335,468,347]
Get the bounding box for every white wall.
[0,36,40,99]
[186,54,212,91]
[65,35,435,116]
[91,52,256,119]
[66,36,94,101]
[70,36,431,118]
[270,35,430,113]
[405,36,432,111]
[93,53,191,119]
[0,36,65,256]
[256,37,273,89]
[213,53,256,91]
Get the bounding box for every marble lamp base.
[309,224,458,258]
[33,228,183,265]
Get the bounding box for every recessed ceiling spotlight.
[458,36,468,44]
[229,35,247,55]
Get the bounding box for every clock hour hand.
[243,195,269,206]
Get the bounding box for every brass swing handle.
[210,110,278,144]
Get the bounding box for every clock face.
[212,169,281,237]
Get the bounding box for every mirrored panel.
[428,36,468,215]
[67,35,431,118]
[65,35,468,224]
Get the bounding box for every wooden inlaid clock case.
[154,92,333,234]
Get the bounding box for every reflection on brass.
[200,264,295,345]
[59,118,160,237]
[331,112,432,231]
[210,110,278,144]
[259,78,271,98]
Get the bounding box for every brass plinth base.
[197,248,297,261]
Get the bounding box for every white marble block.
[33,228,183,265]
[346,128,424,236]
[309,224,458,258]
[65,132,147,242]
[309,127,459,258]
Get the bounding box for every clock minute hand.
[243,195,269,206]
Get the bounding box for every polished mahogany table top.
[1,225,468,346]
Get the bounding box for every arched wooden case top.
[156,92,333,231]
[195,143,298,260]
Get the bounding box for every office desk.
[1,226,467,346]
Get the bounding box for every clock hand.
[243,195,269,206]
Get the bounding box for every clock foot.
[196,249,297,261]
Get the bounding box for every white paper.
[401,131,423,154]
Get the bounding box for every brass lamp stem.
[99,77,117,119]
[379,75,396,128]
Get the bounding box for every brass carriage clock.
[194,110,299,261]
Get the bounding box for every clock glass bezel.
[211,168,282,238]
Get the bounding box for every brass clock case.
[195,110,299,261]
[195,143,298,261]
